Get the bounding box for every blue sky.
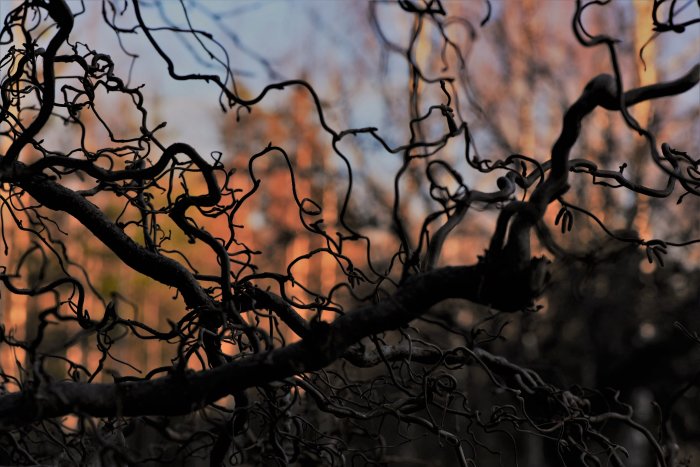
[57,0,698,166]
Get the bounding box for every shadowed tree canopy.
[1,0,699,465]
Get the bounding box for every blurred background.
[1,0,699,465]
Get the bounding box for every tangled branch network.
[0,0,698,465]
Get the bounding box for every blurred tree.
[0,1,699,466]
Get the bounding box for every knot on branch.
[478,255,551,312]
[584,73,618,110]
[303,320,339,367]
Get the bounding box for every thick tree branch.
[0,263,539,429]
[14,165,213,310]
